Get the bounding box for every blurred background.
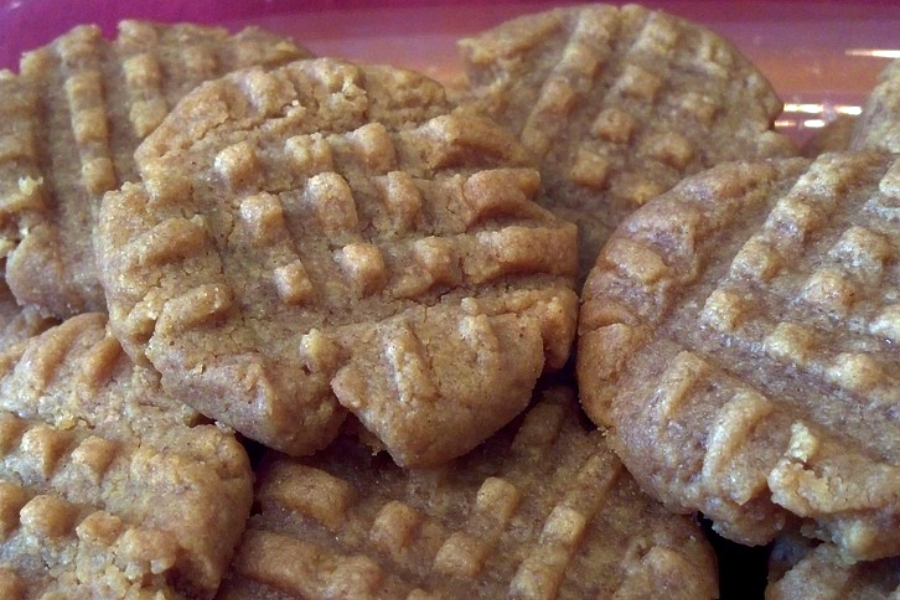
[2,0,900,144]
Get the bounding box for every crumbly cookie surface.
[0,21,309,318]
[97,58,579,467]
[578,152,900,561]
[214,387,718,600]
[851,58,900,152]
[0,313,253,599]
[457,3,795,277]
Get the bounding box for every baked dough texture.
[97,58,579,467]
[215,387,718,600]
[458,3,795,276]
[579,152,900,561]
[0,313,253,599]
[0,21,310,318]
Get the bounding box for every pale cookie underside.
[458,3,795,276]
[215,388,718,600]
[0,20,309,318]
[0,313,253,600]
[851,58,900,153]
[578,152,900,561]
[98,58,579,467]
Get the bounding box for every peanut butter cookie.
[579,152,900,561]
[851,58,900,152]
[0,313,253,599]
[0,21,309,318]
[457,3,795,277]
[215,387,717,600]
[97,58,579,467]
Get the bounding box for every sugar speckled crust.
[97,58,579,468]
[0,21,310,318]
[0,313,253,600]
[578,152,900,561]
[214,387,718,600]
[851,58,900,153]
[767,543,900,600]
[457,3,796,278]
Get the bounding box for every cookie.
[801,115,856,157]
[0,21,310,318]
[578,151,900,561]
[850,58,900,152]
[0,280,55,351]
[96,58,579,467]
[457,3,795,277]
[768,543,900,600]
[0,313,253,599]
[214,387,718,600]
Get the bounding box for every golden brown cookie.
[0,313,253,599]
[214,387,718,600]
[851,58,900,152]
[457,3,795,277]
[767,543,900,600]
[578,151,900,561]
[0,21,309,318]
[96,58,579,467]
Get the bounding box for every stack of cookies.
[1,4,897,599]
